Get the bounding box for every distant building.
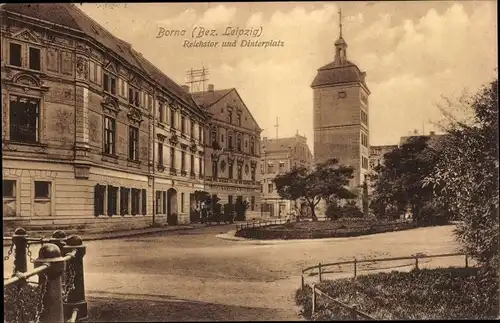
[260,134,313,217]
[192,85,262,215]
[369,145,398,170]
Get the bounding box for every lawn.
[235,217,416,240]
[295,267,498,320]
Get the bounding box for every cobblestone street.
[4,224,463,321]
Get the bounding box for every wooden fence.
[301,252,470,319]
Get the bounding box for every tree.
[369,136,449,225]
[274,158,356,221]
[425,78,498,311]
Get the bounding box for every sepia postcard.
[2,1,498,322]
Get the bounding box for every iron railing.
[235,218,288,231]
[3,228,88,323]
[301,252,471,319]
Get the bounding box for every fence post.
[354,258,357,278]
[351,305,358,320]
[34,243,65,323]
[414,255,419,270]
[63,235,88,322]
[318,263,323,282]
[312,284,316,315]
[12,227,28,274]
[465,255,469,268]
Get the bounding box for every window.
[181,151,186,172]
[159,104,166,123]
[129,88,140,107]
[268,162,274,174]
[251,167,256,181]
[170,109,176,128]
[221,134,224,143]
[158,142,164,166]
[103,116,116,155]
[361,132,368,148]
[170,147,175,168]
[103,72,116,95]
[141,189,147,215]
[3,180,16,199]
[190,154,195,174]
[279,162,285,172]
[198,125,202,141]
[199,157,203,175]
[120,187,130,215]
[268,183,273,193]
[228,111,233,124]
[9,43,22,67]
[9,96,40,144]
[191,121,195,137]
[212,160,218,178]
[251,196,255,211]
[237,114,241,126]
[181,115,186,134]
[162,191,167,213]
[361,110,368,125]
[94,184,106,216]
[34,181,51,199]
[131,188,141,215]
[211,130,217,145]
[237,135,242,151]
[237,165,242,180]
[129,126,139,160]
[250,141,255,154]
[181,193,184,212]
[260,184,263,193]
[362,156,369,169]
[228,133,233,149]
[228,163,233,179]
[107,185,118,216]
[29,47,41,71]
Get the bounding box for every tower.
[311,9,370,190]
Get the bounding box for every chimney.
[208,84,214,92]
[430,131,435,136]
[181,85,190,93]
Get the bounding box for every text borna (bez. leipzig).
[156,26,263,39]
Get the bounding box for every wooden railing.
[301,252,471,319]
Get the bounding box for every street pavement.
[4,224,464,321]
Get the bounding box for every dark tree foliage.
[274,158,356,221]
[425,78,498,308]
[369,136,450,225]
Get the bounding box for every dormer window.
[103,72,117,95]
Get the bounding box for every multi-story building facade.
[192,85,262,215]
[1,3,207,228]
[260,134,313,217]
[311,20,371,189]
[369,145,398,171]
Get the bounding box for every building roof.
[191,89,233,108]
[311,61,369,91]
[399,133,448,149]
[262,137,296,153]
[2,4,203,115]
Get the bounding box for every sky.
[79,1,497,149]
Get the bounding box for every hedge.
[295,267,498,320]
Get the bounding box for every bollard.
[354,258,357,278]
[50,230,68,251]
[311,284,316,315]
[34,243,65,323]
[465,255,469,268]
[63,235,88,322]
[12,227,28,274]
[318,263,323,282]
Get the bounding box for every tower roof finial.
[339,7,343,38]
